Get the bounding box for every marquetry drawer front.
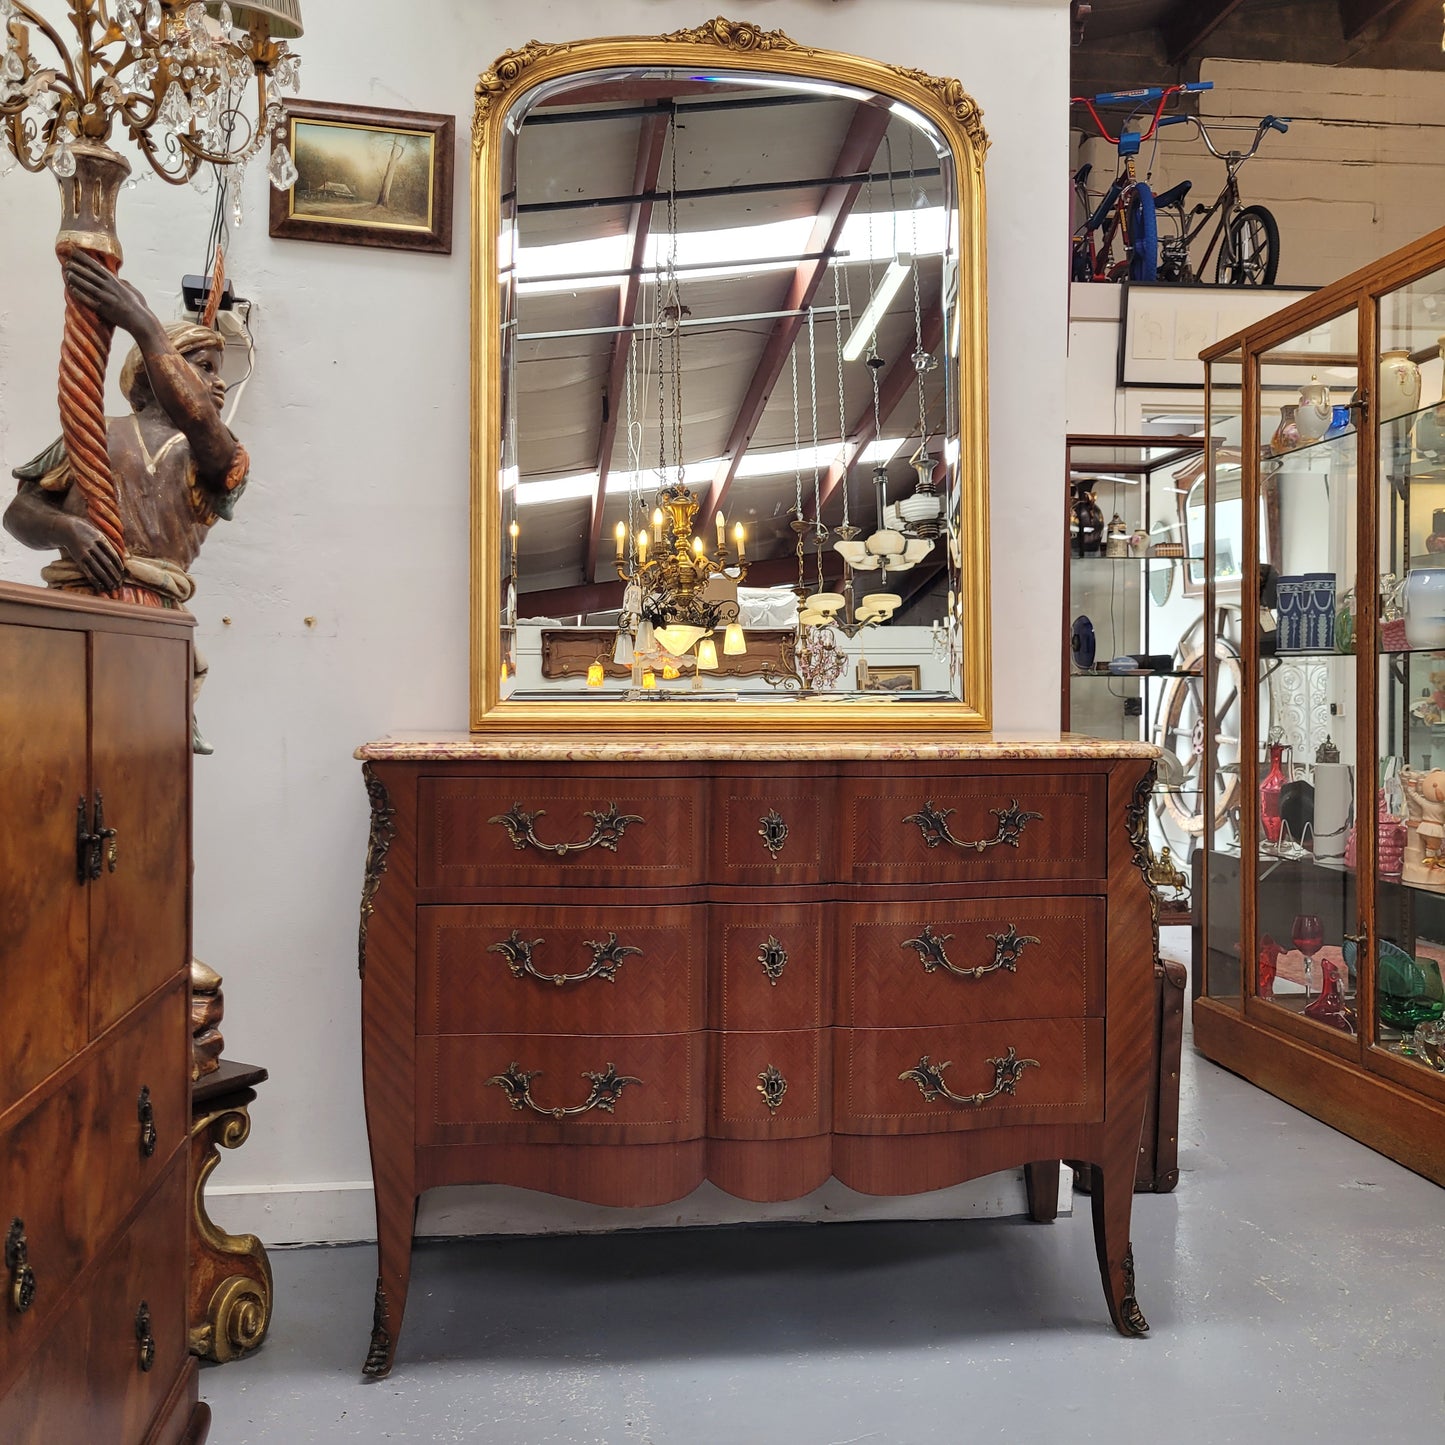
[710,905,825,1031]
[0,983,184,1385]
[0,1157,187,1445]
[419,905,704,1037]
[418,1033,704,1146]
[840,773,1107,884]
[841,897,1105,1027]
[710,780,829,884]
[836,1019,1103,1135]
[418,775,704,890]
[710,1030,827,1140]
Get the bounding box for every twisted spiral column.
[54,141,132,591]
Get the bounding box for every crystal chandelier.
[1,1,302,577]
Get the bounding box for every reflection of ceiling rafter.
[817,303,945,512]
[1160,0,1249,64]
[585,106,671,585]
[702,101,893,529]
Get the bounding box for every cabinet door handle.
[903,798,1043,852]
[487,930,642,987]
[137,1085,158,1157]
[756,1065,788,1115]
[902,923,1040,980]
[75,795,97,882]
[488,801,644,856]
[486,1061,641,1119]
[74,793,119,882]
[5,1219,36,1314]
[758,808,789,856]
[900,1047,1040,1107]
[94,792,118,873]
[135,1301,156,1372]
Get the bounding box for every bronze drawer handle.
[486,1061,642,1119]
[900,1047,1039,1107]
[902,923,1040,980]
[488,930,642,987]
[135,1301,155,1372]
[756,1065,788,1115]
[758,808,789,856]
[903,798,1043,853]
[6,1219,36,1314]
[488,801,644,856]
[137,1084,158,1156]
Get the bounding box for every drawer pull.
[902,923,1040,981]
[900,1047,1040,1107]
[758,935,788,985]
[903,798,1043,853]
[488,801,644,856]
[488,930,642,987]
[137,1084,158,1156]
[135,1301,156,1372]
[758,808,789,856]
[756,1065,788,1116]
[6,1219,36,1314]
[487,1061,642,1119]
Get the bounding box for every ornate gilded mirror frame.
[470,18,991,732]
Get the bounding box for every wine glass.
[1291,914,1324,1000]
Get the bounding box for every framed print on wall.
[268,99,455,254]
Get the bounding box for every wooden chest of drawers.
[0,584,208,1444]
[356,736,1159,1377]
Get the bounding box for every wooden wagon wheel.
[1152,616,1245,837]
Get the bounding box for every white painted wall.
[0,0,1069,1242]
[1074,57,1445,288]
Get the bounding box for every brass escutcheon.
[6,1220,35,1315]
[756,1065,788,1115]
[757,935,788,984]
[758,808,789,856]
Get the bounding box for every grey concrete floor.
[202,979,1445,1443]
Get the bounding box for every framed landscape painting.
[269,100,455,254]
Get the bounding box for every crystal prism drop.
[143,0,161,37]
[46,139,76,178]
[227,166,244,226]
[157,82,192,130]
[185,3,208,45]
[131,52,158,88]
[266,142,297,191]
[2,48,22,82]
[218,2,233,32]
[190,163,212,195]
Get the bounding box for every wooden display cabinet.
[1195,224,1445,1185]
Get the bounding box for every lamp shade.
[219,1,304,38]
[653,623,706,655]
[834,540,869,566]
[902,538,934,564]
[865,527,905,557]
[696,637,719,670]
[723,622,747,655]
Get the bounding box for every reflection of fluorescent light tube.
[842,254,911,361]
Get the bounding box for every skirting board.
[203,1168,1073,1248]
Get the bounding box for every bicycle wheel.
[1215,204,1279,286]
[1127,185,1158,282]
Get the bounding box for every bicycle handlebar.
[1068,80,1212,147]
[1163,111,1291,163]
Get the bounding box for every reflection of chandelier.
[614,482,747,669]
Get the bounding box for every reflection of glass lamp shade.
[613,631,634,665]
[798,609,826,627]
[866,527,906,557]
[902,538,934,564]
[696,637,719,670]
[850,553,883,572]
[834,540,869,566]
[653,623,706,654]
[723,622,747,655]
[586,661,605,687]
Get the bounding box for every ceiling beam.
[585,107,671,585]
[816,302,945,513]
[1339,0,1415,39]
[1161,0,1249,65]
[702,101,893,528]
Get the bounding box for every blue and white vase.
[1275,576,1308,653]
[1303,572,1335,651]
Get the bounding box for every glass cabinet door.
[1374,263,1445,1082]
[1248,311,1361,1044]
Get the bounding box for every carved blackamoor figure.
[4,251,250,1077]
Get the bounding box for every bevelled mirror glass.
[470,22,990,730]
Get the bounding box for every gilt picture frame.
[269,99,455,254]
[859,664,922,693]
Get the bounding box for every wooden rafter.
[701,101,893,528]
[1339,0,1416,39]
[1161,0,1249,65]
[584,107,671,584]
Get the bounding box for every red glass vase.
[1260,742,1289,844]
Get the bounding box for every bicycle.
[1150,110,1289,285]
[1070,82,1213,284]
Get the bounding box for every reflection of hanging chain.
[910,131,932,448]
[807,306,824,590]
[833,266,853,535]
[666,112,685,486]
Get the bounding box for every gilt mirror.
[470,20,991,730]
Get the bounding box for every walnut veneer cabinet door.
[0,584,209,1445]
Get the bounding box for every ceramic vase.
[1270,403,1301,456]
[1303,572,1335,651]
[1379,348,1421,423]
[1274,575,1308,652]
[1296,382,1332,444]
[1403,567,1445,649]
